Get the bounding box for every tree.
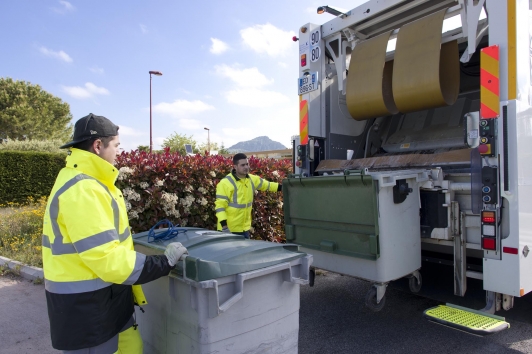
[0,78,73,141]
[137,145,149,152]
[197,141,221,154]
[162,133,198,155]
[219,142,230,155]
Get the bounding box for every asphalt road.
[299,263,532,354]
[0,275,56,354]
[1,262,532,354]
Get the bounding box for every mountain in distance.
[227,136,287,153]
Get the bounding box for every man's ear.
[91,139,102,154]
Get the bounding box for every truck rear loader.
[284,0,532,334]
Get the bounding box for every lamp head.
[317,5,347,17]
[149,70,163,76]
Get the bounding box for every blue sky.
[0,0,364,151]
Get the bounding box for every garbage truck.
[284,0,531,334]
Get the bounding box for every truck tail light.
[301,54,307,67]
[482,237,497,250]
[482,224,495,236]
[482,211,496,223]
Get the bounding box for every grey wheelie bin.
[132,228,313,354]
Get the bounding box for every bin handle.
[213,258,310,317]
[174,255,312,318]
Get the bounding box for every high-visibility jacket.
[42,148,173,350]
[215,171,279,232]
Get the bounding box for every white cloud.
[214,64,287,108]
[89,66,104,74]
[62,82,110,99]
[52,1,75,14]
[240,23,296,57]
[210,38,229,54]
[59,1,74,10]
[222,127,255,137]
[224,88,289,108]
[153,99,215,117]
[154,137,166,146]
[39,46,73,63]
[228,101,298,149]
[220,138,238,149]
[119,136,147,152]
[140,24,148,34]
[215,64,273,88]
[278,62,288,68]
[179,118,203,130]
[118,125,144,137]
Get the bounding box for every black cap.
[60,113,119,149]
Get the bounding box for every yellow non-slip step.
[424,304,510,335]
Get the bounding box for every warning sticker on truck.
[299,42,309,54]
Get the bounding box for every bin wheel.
[408,272,422,293]
[309,268,315,287]
[365,287,386,312]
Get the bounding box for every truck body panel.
[287,0,532,310]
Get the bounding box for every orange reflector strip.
[300,97,309,145]
[520,288,525,296]
[503,247,518,255]
[480,45,499,118]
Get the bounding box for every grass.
[0,197,46,268]
[0,263,21,278]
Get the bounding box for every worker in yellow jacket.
[42,114,187,353]
[215,153,282,239]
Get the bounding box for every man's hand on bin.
[222,226,230,233]
[164,242,188,267]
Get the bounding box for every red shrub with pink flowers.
[115,149,291,242]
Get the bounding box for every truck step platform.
[424,304,510,335]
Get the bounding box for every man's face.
[96,135,121,165]
[234,158,250,177]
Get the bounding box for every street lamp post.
[149,70,163,153]
[204,127,210,153]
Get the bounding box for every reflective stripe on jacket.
[41,148,148,350]
[42,149,144,292]
[215,172,279,232]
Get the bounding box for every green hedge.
[0,151,66,204]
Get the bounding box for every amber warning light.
[301,54,307,67]
[482,211,496,224]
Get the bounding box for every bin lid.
[133,228,306,282]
